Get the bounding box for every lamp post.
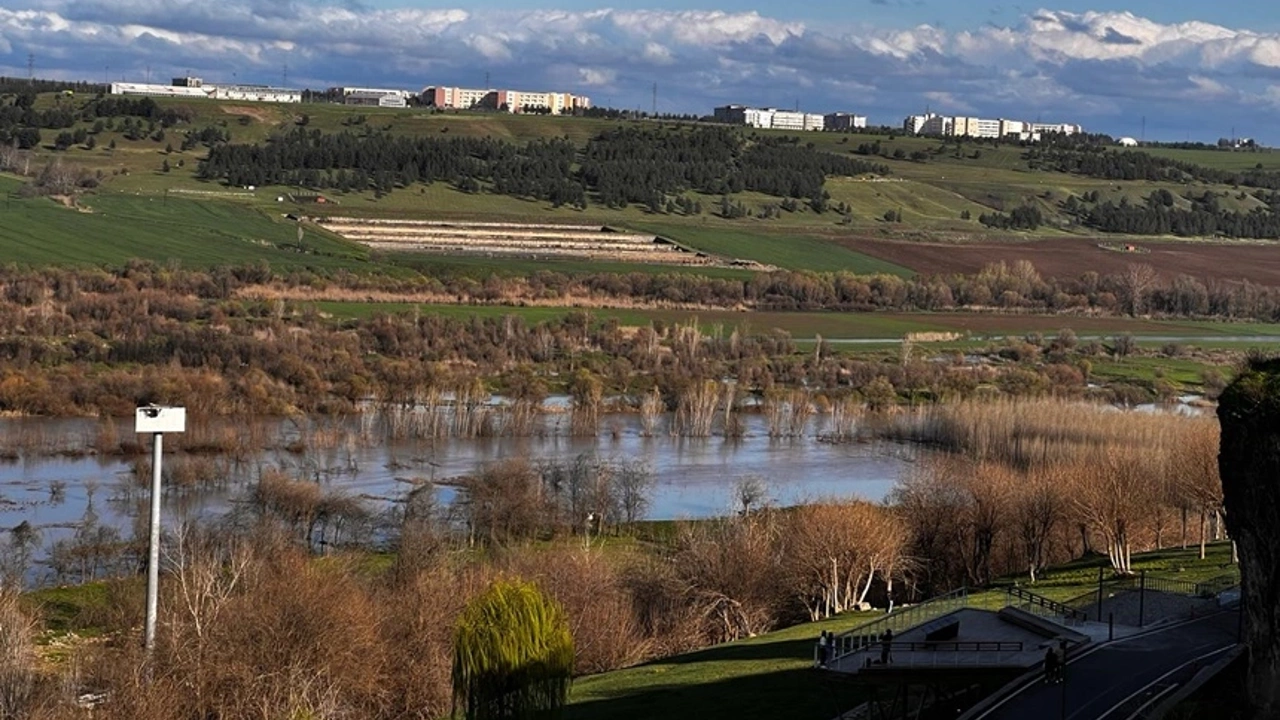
[135,405,186,654]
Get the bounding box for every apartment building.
[423,86,589,114]
[905,112,1083,140]
[715,105,824,131]
[824,113,868,131]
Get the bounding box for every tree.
[452,580,574,720]
[1218,358,1280,716]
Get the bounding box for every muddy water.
[0,414,913,583]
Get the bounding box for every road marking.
[1097,644,1237,720]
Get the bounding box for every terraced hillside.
[314,217,767,268]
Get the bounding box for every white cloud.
[577,67,615,86]
[3,3,1280,139]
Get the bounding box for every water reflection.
[0,413,913,583]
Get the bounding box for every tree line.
[1080,190,1280,239]
[197,125,887,208]
[1028,144,1280,191]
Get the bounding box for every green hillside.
[6,92,1280,277]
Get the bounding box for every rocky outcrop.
[1218,358,1280,716]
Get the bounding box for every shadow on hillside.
[656,636,819,666]
[564,665,864,720]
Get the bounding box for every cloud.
[2,2,1280,140]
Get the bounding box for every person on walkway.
[879,628,893,665]
[817,631,829,668]
[1043,646,1060,684]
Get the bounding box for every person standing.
[880,628,893,665]
[1044,645,1060,684]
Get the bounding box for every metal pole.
[145,432,163,653]
[1108,612,1114,641]
[1138,570,1146,628]
[1059,648,1068,720]
[1096,566,1104,622]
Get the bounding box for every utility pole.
[283,62,289,88]
[145,63,151,84]
[27,53,34,84]
[485,71,490,89]
[1141,116,1146,143]
[135,405,186,655]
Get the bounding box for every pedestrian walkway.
[824,608,1085,676]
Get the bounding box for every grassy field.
[0,175,374,270]
[1141,146,1280,171]
[565,542,1238,720]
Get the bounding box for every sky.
[2,0,1279,142]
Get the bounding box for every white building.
[109,82,211,99]
[109,80,301,103]
[423,86,589,114]
[920,115,953,136]
[211,85,302,103]
[999,119,1026,138]
[769,110,824,131]
[715,105,824,131]
[904,112,1083,141]
[334,87,412,100]
[824,113,867,131]
[1031,123,1083,136]
[345,91,408,108]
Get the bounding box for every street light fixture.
[135,405,186,654]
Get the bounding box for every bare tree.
[784,502,908,619]
[1122,263,1158,316]
[734,475,770,516]
[614,461,655,527]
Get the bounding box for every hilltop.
[3,91,1280,284]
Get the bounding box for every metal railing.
[826,587,969,664]
[1194,574,1239,598]
[1060,569,1241,622]
[1004,586,1088,625]
[832,640,1026,671]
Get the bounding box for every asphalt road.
[975,611,1239,720]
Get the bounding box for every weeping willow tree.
[452,580,575,720]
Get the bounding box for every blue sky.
[2,1,1280,141]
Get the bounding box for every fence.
[825,587,969,665]
[1004,586,1089,626]
[830,641,1025,671]
[1061,569,1240,623]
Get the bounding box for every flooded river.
[0,413,913,584]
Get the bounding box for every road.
[973,611,1239,720]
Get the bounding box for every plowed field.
[846,237,1280,284]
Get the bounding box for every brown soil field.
[847,237,1280,284]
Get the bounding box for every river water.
[0,413,913,583]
